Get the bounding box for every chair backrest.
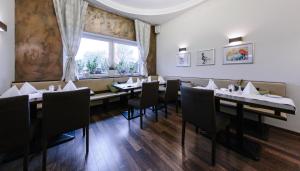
[165,80,180,102]
[141,82,159,108]
[181,86,216,134]
[0,95,30,151]
[42,88,90,138]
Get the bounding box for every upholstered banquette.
[12,76,288,121]
[12,76,144,107]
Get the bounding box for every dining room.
[0,0,300,170]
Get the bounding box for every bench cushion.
[12,81,65,90]
[90,92,128,101]
[75,79,113,93]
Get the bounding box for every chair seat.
[90,92,127,101]
[128,98,142,108]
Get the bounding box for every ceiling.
[87,0,207,24]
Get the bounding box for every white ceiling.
[87,0,207,24]
[111,0,199,10]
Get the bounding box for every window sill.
[78,74,144,80]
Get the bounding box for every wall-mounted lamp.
[229,36,243,44]
[0,21,7,32]
[179,47,187,53]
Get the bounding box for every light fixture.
[229,37,243,44]
[179,47,187,52]
[0,21,7,32]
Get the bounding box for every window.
[75,33,140,78]
[114,43,140,75]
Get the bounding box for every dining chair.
[159,80,180,117]
[0,95,31,171]
[128,82,159,129]
[181,86,229,166]
[41,88,90,171]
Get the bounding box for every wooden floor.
[1,104,300,171]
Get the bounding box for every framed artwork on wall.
[176,52,191,67]
[223,43,254,65]
[196,49,215,66]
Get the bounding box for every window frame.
[74,32,140,79]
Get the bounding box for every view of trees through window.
[75,36,140,78]
[114,43,139,75]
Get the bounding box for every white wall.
[0,0,15,93]
[157,0,300,132]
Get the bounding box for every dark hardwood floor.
[1,104,300,171]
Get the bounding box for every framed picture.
[176,52,191,67]
[223,43,254,65]
[196,49,215,66]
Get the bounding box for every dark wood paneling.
[147,26,157,75]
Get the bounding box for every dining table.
[195,87,296,161]
[113,81,166,120]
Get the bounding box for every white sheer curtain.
[53,0,88,81]
[135,20,151,76]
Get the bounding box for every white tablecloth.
[194,86,296,108]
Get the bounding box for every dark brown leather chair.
[128,82,159,129]
[181,87,229,166]
[41,89,90,171]
[0,95,30,171]
[159,80,180,117]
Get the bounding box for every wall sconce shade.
[179,47,187,52]
[229,37,243,44]
[0,21,7,32]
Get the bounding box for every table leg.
[218,102,261,161]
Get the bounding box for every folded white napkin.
[1,86,21,98]
[205,79,218,90]
[127,77,133,84]
[158,76,166,83]
[136,78,142,86]
[63,81,77,91]
[242,82,259,95]
[20,82,38,95]
[147,76,152,82]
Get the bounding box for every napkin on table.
[127,77,133,84]
[136,78,142,86]
[158,76,166,83]
[1,86,21,98]
[63,81,77,91]
[20,82,38,95]
[205,79,218,90]
[242,82,259,95]
[147,76,152,82]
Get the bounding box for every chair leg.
[164,103,168,118]
[83,127,86,137]
[211,137,216,166]
[42,138,47,171]
[182,121,186,146]
[140,109,143,129]
[23,144,29,171]
[86,125,89,155]
[176,100,179,113]
[144,108,146,115]
[128,106,131,120]
[155,105,158,122]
